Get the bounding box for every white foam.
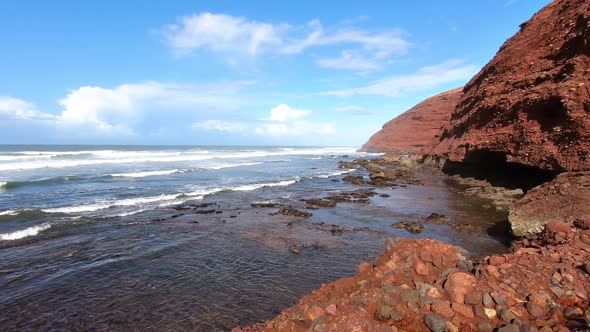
[0,209,17,216]
[233,178,300,191]
[42,193,180,214]
[37,177,300,215]
[110,169,179,178]
[205,162,262,170]
[0,223,51,241]
[316,169,356,178]
[0,147,359,171]
[0,181,6,189]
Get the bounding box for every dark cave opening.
[441,150,558,191]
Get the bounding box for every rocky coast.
[235,0,590,330]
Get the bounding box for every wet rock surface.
[391,221,425,234]
[235,220,590,331]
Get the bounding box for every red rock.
[508,172,590,237]
[325,304,337,316]
[428,0,590,173]
[358,262,372,273]
[574,215,590,230]
[526,301,545,318]
[415,261,430,275]
[545,221,572,234]
[431,300,454,319]
[306,305,325,321]
[489,256,506,266]
[464,291,483,306]
[484,265,501,279]
[361,88,462,154]
[451,302,475,318]
[444,272,477,304]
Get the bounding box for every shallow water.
[0,145,509,331]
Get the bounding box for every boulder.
[508,172,590,237]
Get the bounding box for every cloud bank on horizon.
[0,1,550,146]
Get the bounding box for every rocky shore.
[234,0,590,330]
[234,219,589,332]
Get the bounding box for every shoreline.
[233,155,590,331]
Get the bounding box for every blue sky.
[0,0,551,146]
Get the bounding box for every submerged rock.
[391,221,425,234]
[275,207,312,218]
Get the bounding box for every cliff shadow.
[441,150,557,191]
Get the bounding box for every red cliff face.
[429,0,590,172]
[361,88,463,153]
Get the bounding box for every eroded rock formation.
[429,0,590,172]
[362,88,463,154]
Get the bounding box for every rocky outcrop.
[509,171,590,237]
[362,88,463,154]
[428,0,590,172]
[235,220,590,331]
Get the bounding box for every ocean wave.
[36,177,302,215]
[0,209,17,216]
[316,169,356,178]
[0,147,359,171]
[0,223,52,241]
[205,162,262,170]
[110,169,179,178]
[0,181,6,189]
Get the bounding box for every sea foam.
[0,223,52,241]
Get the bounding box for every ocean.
[0,145,508,331]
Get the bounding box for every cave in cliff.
[440,150,558,191]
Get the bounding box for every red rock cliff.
[429,0,590,172]
[361,88,463,153]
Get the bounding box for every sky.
[0,0,552,146]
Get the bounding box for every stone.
[574,215,590,230]
[431,301,454,319]
[415,261,430,275]
[306,305,325,321]
[484,307,497,319]
[457,260,473,271]
[444,272,477,304]
[508,174,590,237]
[464,291,482,305]
[325,304,337,316]
[392,221,425,234]
[498,307,516,324]
[374,305,394,321]
[424,313,449,332]
[451,302,474,318]
[526,301,545,318]
[483,292,494,308]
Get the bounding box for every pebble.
[424,313,448,332]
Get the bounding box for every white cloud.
[268,104,311,122]
[322,60,477,96]
[316,50,380,71]
[0,97,56,120]
[161,13,408,70]
[194,104,335,137]
[255,122,335,137]
[192,120,246,133]
[255,103,334,136]
[57,81,252,134]
[162,13,285,56]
